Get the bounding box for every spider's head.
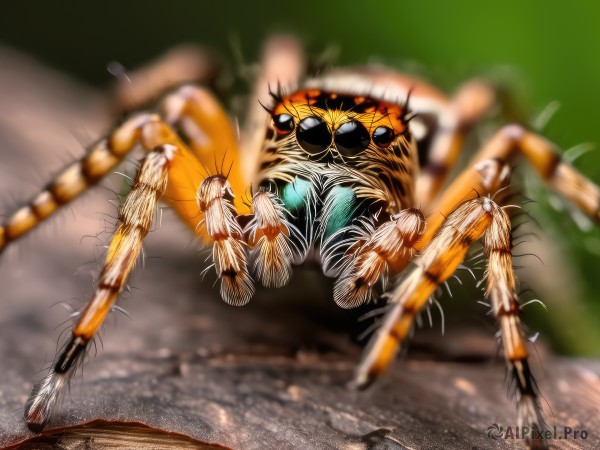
[270,90,409,162]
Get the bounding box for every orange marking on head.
[273,89,407,138]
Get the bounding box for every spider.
[2,36,599,449]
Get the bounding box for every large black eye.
[372,126,395,148]
[273,114,295,135]
[297,116,332,154]
[334,120,370,156]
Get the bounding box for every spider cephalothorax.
[260,88,416,211]
[250,87,422,310]
[5,36,600,449]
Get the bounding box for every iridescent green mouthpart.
[322,186,357,239]
[280,177,360,242]
[281,178,311,213]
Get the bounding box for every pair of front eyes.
[272,113,396,156]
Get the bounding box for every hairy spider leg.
[355,195,548,450]
[416,79,496,209]
[0,115,144,254]
[484,199,547,450]
[162,85,250,217]
[138,111,246,238]
[328,208,425,309]
[355,123,600,447]
[25,144,174,432]
[417,124,600,249]
[0,83,245,252]
[126,117,253,303]
[246,189,308,289]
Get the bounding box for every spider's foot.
[360,428,407,450]
[25,336,86,432]
[25,371,67,432]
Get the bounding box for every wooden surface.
[1,47,600,450]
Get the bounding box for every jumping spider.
[2,36,599,449]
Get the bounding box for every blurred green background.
[1,0,599,355]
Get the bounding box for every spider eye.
[372,126,395,148]
[334,120,370,156]
[272,114,295,135]
[297,116,332,154]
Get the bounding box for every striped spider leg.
[356,126,600,449]
[0,87,243,255]
[25,143,175,430]
[21,109,232,430]
[19,36,304,431]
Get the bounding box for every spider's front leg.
[22,104,243,428]
[355,162,547,449]
[25,144,175,431]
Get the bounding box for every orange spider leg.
[416,79,496,208]
[111,44,222,115]
[132,114,216,238]
[485,203,547,450]
[148,103,254,305]
[188,35,306,289]
[356,194,547,449]
[0,114,203,252]
[0,119,138,254]
[162,85,249,216]
[25,144,174,432]
[417,124,600,250]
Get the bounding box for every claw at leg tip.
[25,417,46,433]
[25,392,48,433]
